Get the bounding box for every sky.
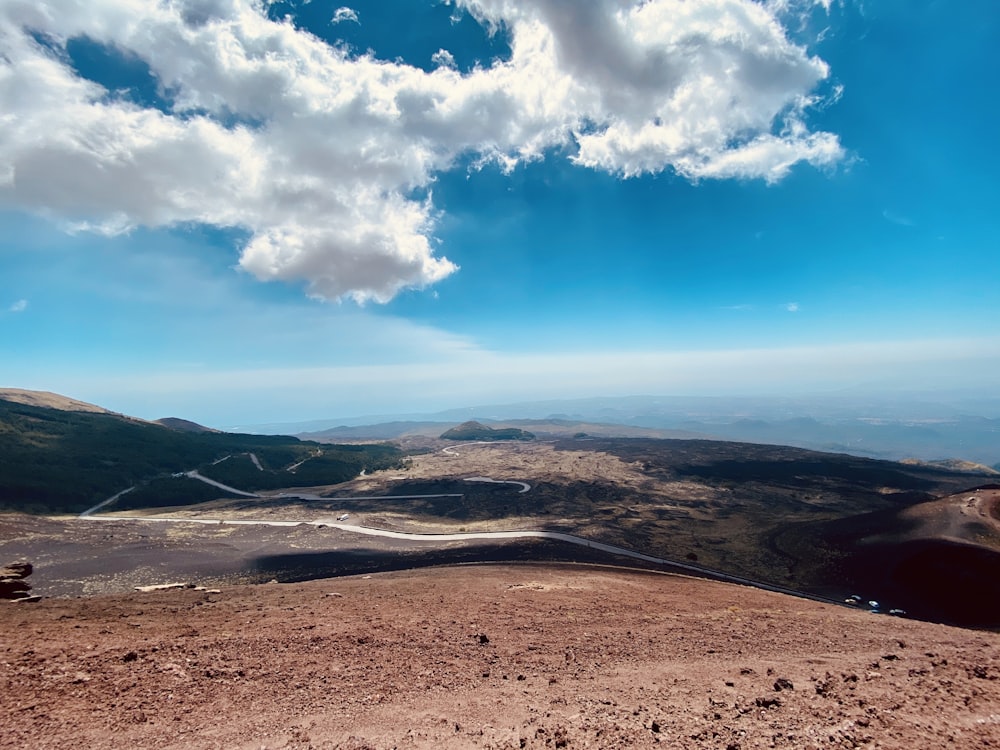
[1,0,998,427]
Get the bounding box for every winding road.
[464,476,532,493]
[77,511,836,605]
[76,460,845,608]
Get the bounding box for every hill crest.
[0,388,114,415]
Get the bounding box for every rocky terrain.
[3,563,1000,749]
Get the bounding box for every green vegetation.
[199,444,403,492]
[0,398,403,514]
[440,420,535,441]
[113,476,244,511]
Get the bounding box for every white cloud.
[0,0,843,302]
[431,48,456,69]
[785,301,800,312]
[331,7,358,24]
[8,299,28,313]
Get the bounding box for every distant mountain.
[232,393,1000,465]
[299,421,453,440]
[440,420,535,441]
[300,418,706,442]
[672,416,1000,465]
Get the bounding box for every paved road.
[75,457,843,608]
[77,512,837,605]
[464,476,532,493]
[185,471,259,498]
[80,486,136,517]
[287,448,322,472]
[440,441,489,456]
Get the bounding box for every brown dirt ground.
[4,563,1000,750]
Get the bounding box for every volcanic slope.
[53,434,995,625]
[2,564,1000,750]
[0,392,403,514]
[783,485,1000,627]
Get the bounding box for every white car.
[337,513,350,521]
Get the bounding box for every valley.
[4,416,997,627]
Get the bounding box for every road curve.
[77,513,837,605]
[440,441,490,456]
[464,476,532,493]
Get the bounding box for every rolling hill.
[0,391,403,514]
[440,420,535,441]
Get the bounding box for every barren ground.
[4,564,1000,749]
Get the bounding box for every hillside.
[154,417,217,433]
[781,485,1000,627]
[440,420,535,441]
[0,388,114,414]
[0,393,403,514]
[2,564,999,749]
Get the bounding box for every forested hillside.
[0,398,402,513]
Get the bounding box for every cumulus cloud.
[431,48,457,69]
[8,299,28,313]
[0,0,842,302]
[331,7,358,24]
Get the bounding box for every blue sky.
[1,0,997,426]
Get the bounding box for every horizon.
[2,1,998,426]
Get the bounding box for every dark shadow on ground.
[249,538,665,583]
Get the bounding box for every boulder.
[0,562,32,579]
[1,561,34,600]
[0,579,31,598]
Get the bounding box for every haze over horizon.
[1,0,997,426]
